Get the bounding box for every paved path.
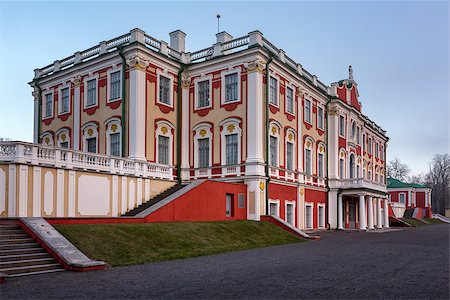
[1,225,449,299]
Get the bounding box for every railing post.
[212,42,222,58]
[130,28,146,44]
[160,41,169,55]
[14,144,25,164]
[66,151,73,169]
[99,41,107,54]
[31,145,39,165]
[248,30,263,47]
[53,60,61,72]
[181,52,191,64]
[74,52,82,65]
[118,160,124,175]
[55,149,62,168]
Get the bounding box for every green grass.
[423,218,447,224]
[402,218,429,227]
[54,221,304,266]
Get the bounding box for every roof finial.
[216,14,221,34]
[348,65,354,81]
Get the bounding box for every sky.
[0,1,448,175]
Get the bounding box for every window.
[305,148,312,175]
[381,145,384,160]
[356,127,360,144]
[44,93,53,118]
[86,79,97,107]
[339,158,345,179]
[305,205,313,229]
[286,203,294,225]
[375,143,379,158]
[86,137,96,153]
[368,168,372,180]
[238,193,245,208]
[225,134,238,165]
[197,80,210,108]
[339,115,345,136]
[110,71,121,100]
[226,194,234,217]
[318,205,325,228]
[159,75,171,105]
[368,138,373,155]
[286,87,294,114]
[60,88,70,114]
[317,106,324,129]
[351,122,356,140]
[357,164,360,178]
[269,136,278,167]
[269,203,278,217]
[269,77,278,105]
[225,73,238,102]
[349,154,355,179]
[399,193,406,204]
[60,142,69,149]
[363,134,366,152]
[286,142,294,171]
[110,133,121,157]
[198,138,210,168]
[304,99,311,123]
[318,153,324,177]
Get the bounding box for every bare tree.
[387,157,410,182]
[0,137,11,142]
[425,154,450,215]
[409,173,426,185]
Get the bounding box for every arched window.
[105,118,122,157]
[40,131,54,147]
[269,122,281,172]
[81,122,99,153]
[339,148,346,179]
[349,153,356,179]
[304,137,314,176]
[351,121,356,140]
[220,118,242,175]
[155,120,174,165]
[317,142,326,178]
[193,123,213,177]
[55,128,70,149]
[356,156,362,178]
[367,163,373,181]
[375,166,379,183]
[285,129,296,172]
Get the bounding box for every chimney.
[169,30,186,52]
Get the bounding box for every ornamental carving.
[126,55,149,70]
[44,137,50,145]
[181,76,191,89]
[199,129,207,137]
[296,86,305,97]
[271,127,277,135]
[32,90,39,100]
[61,134,66,141]
[226,124,235,133]
[299,187,304,196]
[288,133,293,141]
[161,126,168,135]
[244,59,264,73]
[87,128,94,137]
[71,75,82,87]
[259,181,265,191]
[111,124,118,133]
[319,145,324,152]
[328,105,340,116]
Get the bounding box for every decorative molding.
[244,59,264,73]
[71,75,82,87]
[295,86,305,97]
[328,105,340,116]
[126,55,149,70]
[181,76,191,89]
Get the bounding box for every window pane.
[269,77,277,105]
[305,149,311,175]
[286,204,293,225]
[110,133,121,157]
[286,142,293,170]
[226,134,238,165]
[318,153,324,177]
[319,206,324,227]
[269,203,277,216]
[286,87,293,113]
[110,71,121,100]
[87,137,96,153]
[198,80,210,108]
[318,107,323,129]
[356,127,360,144]
[339,158,344,179]
[45,93,53,117]
[158,136,169,164]
[159,76,171,105]
[270,136,277,167]
[305,100,311,123]
[60,142,69,149]
[61,88,70,113]
[225,73,238,102]
[339,115,345,136]
[306,206,312,228]
[198,138,209,168]
[87,79,97,106]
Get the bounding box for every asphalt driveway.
[1,224,449,299]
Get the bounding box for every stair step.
[0,252,51,262]
[7,267,65,278]
[0,242,40,251]
[0,229,24,234]
[0,233,29,239]
[0,238,34,244]
[0,257,57,269]
[0,225,21,230]
[0,247,45,256]
[1,263,63,275]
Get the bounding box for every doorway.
[349,201,356,229]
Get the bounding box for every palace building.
[0,28,390,231]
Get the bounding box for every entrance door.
[349,201,356,229]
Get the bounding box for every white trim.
[304,96,312,124]
[156,69,174,108]
[338,114,346,138]
[268,75,279,107]
[317,203,325,229]
[105,117,122,157]
[220,118,242,176]
[194,74,213,110]
[221,67,241,105]
[107,66,122,103]
[83,73,99,108]
[304,137,314,178]
[42,89,54,120]
[55,128,70,149]
[193,123,213,178]
[58,83,71,115]
[269,121,281,177]
[317,104,324,130]
[40,131,54,147]
[155,120,174,165]
[268,199,280,217]
[305,202,313,229]
[285,200,296,226]
[81,122,99,153]
[285,85,295,115]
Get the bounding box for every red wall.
[415,191,426,208]
[389,190,410,206]
[305,189,327,229]
[144,181,247,222]
[268,183,298,227]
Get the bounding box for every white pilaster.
[359,194,366,230]
[32,90,39,143]
[7,165,16,217]
[112,175,118,217]
[244,59,265,176]
[136,178,143,206]
[245,179,264,221]
[327,106,340,179]
[121,176,128,214]
[367,196,374,229]
[72,76,82,151]
[181,77,190,180]
[296,88,304,183]
[376,198,382,229]
[127,55,149,161]
[18,165,28,217]
[56,169,64,217]
[32,167,42,217]
[383,199,390,228]
[68,170,76,217]
[337,193,343,229]
[298,187,305,230]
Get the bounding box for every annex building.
[0,28,390,231]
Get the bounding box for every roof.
[387,177,430,189]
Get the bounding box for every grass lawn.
[402,218,429,227]
[423,218,447,224]
[54,221,304,266]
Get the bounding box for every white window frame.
[221,68,241,105]
[304,138,314,178]
[285,129,296,175]
[42,89,54,119]
[339,149,346,179]
[362,133,366,152]
[58,83,71,115]
[105,118,122,157]
[317,204,325,229]
[317,105,324,130]
[83,73,99,108]
[398,192,406,204]
[269,122,281,172]
[220,118,242,176]
[317,143,326,180]
[368,137,373,155]
[356,126,361,145]
[339,115,345,137]
[304,97,312,124]
[81,122,99,154]
[156,69,174,108]
[107,66,122,103]
[194,75,213,110]
[375,142,379,159]
[40,132,54,147]
[55,128,70,149]
[269,76,279,107]
[285,85,295,115]
[285,200,296,226]
[305,203,313,229]
[193,123,213,178]
[268,199,280,217]
[155,120,174,165]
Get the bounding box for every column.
[359,195,366,230]
[180,76,190,180]
[127,55,149,161]
[337,194,343,229]
[32,89,40,143]
[376,198,383,229]
[245,179,264,221]
[244,59,265,177]
[72,75,82,150]
[367,196,374,229]
[383,199,390,228]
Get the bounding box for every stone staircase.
[0,221,65,278]
[122,184,186,217]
